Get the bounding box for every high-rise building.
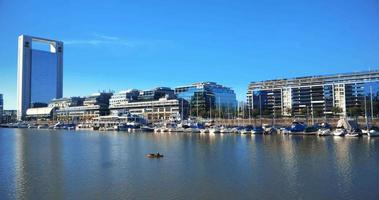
[17,35,63,120]
[0,94,3,123]
[175,82,237,118]
[247,70,379,118]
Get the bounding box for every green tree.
[348,107,363,117]
[331,106,343,116]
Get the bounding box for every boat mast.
[259,93,262,126]
[209,97,212,120]
[181,98,184,121]
[218,97,221,119]
[237,101,240,126]
[196,92,199,118]
[370,85,374,120]
[364,94,368,130]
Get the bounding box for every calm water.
[0,128,378,200]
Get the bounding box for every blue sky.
[1,0,379,109]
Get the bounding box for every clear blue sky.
[1,0,379,109]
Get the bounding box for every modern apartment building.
[247,70,379,117]
[17,35,63,120]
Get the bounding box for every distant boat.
[333,128,347,136]
[220,127,231,134]
[240,126,253,134]
[346,133,360,137]
[289,122,306,134]
[318,128,332,136]
[251,126,264,134]
[146,153,164,158]
[200,128,209,134]
[37,124,49,129]
[346,128,362,137]
[209,127,220,134]
[367,127,379,137]
[140,126,154,132]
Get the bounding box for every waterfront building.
[55,92,112,122]
[0,94,3,123]
[109,89,140,113]
[26,107,56,121]
[175,82,237,118]
[49,97,84,109]
[17,35,63,120]
[92,113,147,128]
[247,70,379,117]
[109,88,188,122]
[2,110,17,123]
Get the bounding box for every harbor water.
[0,128,378,200]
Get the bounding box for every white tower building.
[17,35,63,120]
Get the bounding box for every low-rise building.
[26,107,56,121]
[49,97,84,109]
[55,92,113,122]
[109,88,188,122]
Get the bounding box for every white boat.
[200,129,209,134]
[37,124,49,129]
[318,128,332,136]
[368,128,379,137]
[18,123,29,128]
[346,133,360,137]
[209,127,220,134]
[105,126,116,131]
[230,127,240,134]
[154,128,161,133]
[76,123,93,130]
[333,128,347,136]
[28,124,37,129]
[220,127,231,134]
[140,126,154,132]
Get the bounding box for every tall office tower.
[17,35,63,120]
[0,94,3,123]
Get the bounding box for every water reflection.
[0,129,378,200]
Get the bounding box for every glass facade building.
[30,50,59,104]
[17,35,63,120]
[175,82,237,118]
[247,70,379,117]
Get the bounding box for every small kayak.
[146,154,164,158]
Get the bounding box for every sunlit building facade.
[17,35,63,120]
[109,88,188,122]
[175,82,237,118]
[247,70,379,117]
[54,92,112,122]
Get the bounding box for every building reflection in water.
[14,129,66,199]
